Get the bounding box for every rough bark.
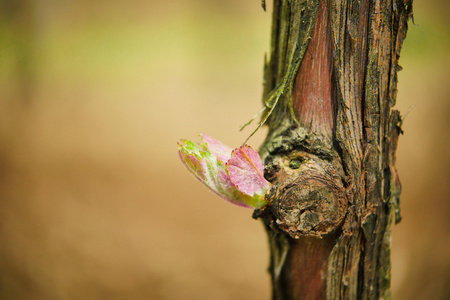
[253,0,412,299]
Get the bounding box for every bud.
[177,134,270,208]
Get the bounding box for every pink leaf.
[226,145,270,196]
[178,136,270,208]
[200,133,233,164]
[178,138,252,208]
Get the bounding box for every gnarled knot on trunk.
[257,150,348,239]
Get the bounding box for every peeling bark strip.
[255,0,412,299]
[292,0,334,138]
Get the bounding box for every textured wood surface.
[256,0,413,298]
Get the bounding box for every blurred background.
[0,0,449,299]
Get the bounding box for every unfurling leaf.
[177,134,270,208]
[227,145,270,196]
[200,133,233,164]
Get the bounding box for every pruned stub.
[263,151,347,239]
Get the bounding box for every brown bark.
[254,0,413,299]
[292,0,334,138]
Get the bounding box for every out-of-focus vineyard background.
[0,0,449,299]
